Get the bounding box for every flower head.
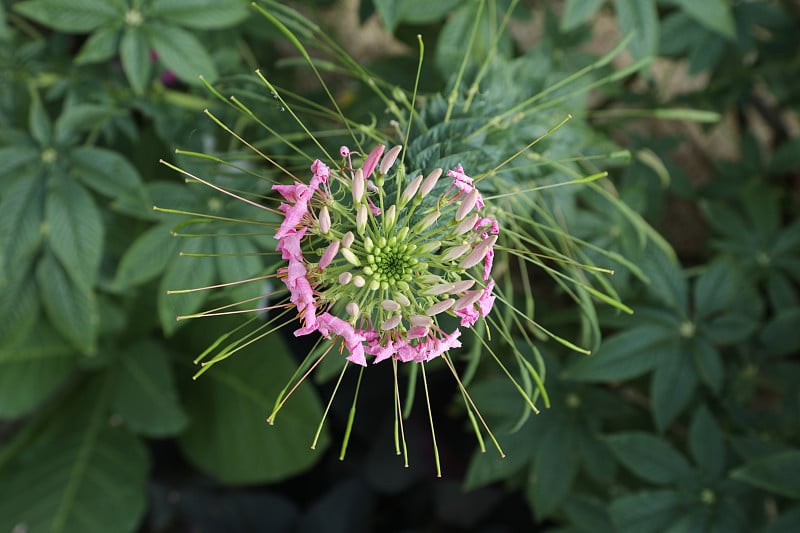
[272,145,498,367]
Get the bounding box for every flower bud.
[422,283,455,296]
[410,314,433,327]
[396,226,409,241]
[356,204,368,235]
[459,235,497,269]
[342,231,354,248]
[412,211,441,234]
[455,189,481,221]
[318,205,331,234]
[441,244,471,262]
[400,175,423,206]
[352,275,365,287]
[352,168,365,204]
[381,299,401,312]
[450,279,476,293]
[380,315,402,330]
[425,298,455,316]
[419,168,442,197]
[346,301,359,317]
[379,145,403,174]
[341,247,361,266]
[319,240,340,269]
[416,240,441,254]
[454,289,483,310]
[384,204,397,229]
[339,272,352,284]
[394,293,411,307]
[454,213,479,235]
[364,236,374,253]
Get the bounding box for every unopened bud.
[419,168,442,197]
[319,240,340,269]
[318,205,331,234]
[352,168,365,204]
[396,226,409,241]
[416,240,441,254]
[459,235,497,269]
[341,247,361,266]
[339,272,352,284]
[441,244,471,261]
[400,175,423,206]
[455,213,479,235]
[425,298,455,316]
[384,204,397,229]
[455,189,481,221]
[356,204,368,235]
[410,314,433,327]
[379,145,403,174]
[422,283,455,296]
[364,236,374,253]
[381,299,401,312]
[342,231,354,248]
[381,315,402,330]
[352,275,365,287]
[413,211,440,234]
[450,279,476,293]
[346,301,359,317]
[454,289,483,310]
[394,293,411,307]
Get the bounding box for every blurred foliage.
[0,0,799,532]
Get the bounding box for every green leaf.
[688,405,725,479]
[561,494,615,532]
[114,223,181,289]
[0,170,44,272]
[0,377,148,533]
[577,426,617,484]
[760,307,800,358]
[74,25,121,64]
[639,246,687,312]
[651,347,697,431]
[373,0,461,33]
[609,490,684,533]
[693,259,739,321]
[45,174,104,291]
[770,136,800,174]
[0,271,40,350]
[70,146,151,218]
[28,96,52,147]
[146,22,218,84]
[37,251,98,354]
[111,339,188,437]
[731,450,800,499]
[562,325,673,382]
[120,26,152,94]
[54,104,117,146]
[0,145,39,177]
[464,415,542,490]
[528,423,578,519]
[148,0,249,29]
[561,0,605,31]
[764,506,800,533]
[605,432,694,485]
[0,323,77,419]
[614,0,659,61]
[13,0,122,32]
[672,0,735,39]
[690,336,723,393]
[158,238,217,334]
[176,321,327,484]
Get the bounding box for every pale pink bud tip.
[379,145,403,174]
[381,315,402,330]
[339,146,350,157]
[450,279,476,293]
[410,314,433,327]
[352,275,366,287]
[425,298,455,316]
[400,175,423,205]
[356,204,368,235]
[341,248,361,266]
[455,213,479,235]
[455,189,481,221]
[459,235,497,269]
[394,293,411,307]
[352,169,365,204]
[441,244,471,262]
[419,168,443,197]
[363,145,385,179]
[381,299,401,312]
[454,289,483,311]
[339,272,352,284]
[319,240,340,269]
[346,301,359,317]
[422,283,455,296]
[342,231,355,248]
[319,205,331,234]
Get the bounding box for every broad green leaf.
[690,335,723,393]
[14,0,122,32]
[45,174,104,291]
[146,22,218,84]
[561,0,605,31]
[731,450,800,499]
[577,426,617,484]
[0,271,39,350]
[0,323,76,419]
[70,146,151,218]
[111,339,188,437]
[609,490,684,533]
[672,0,735,39]
[562,494,615,532]
[614,0,659,61]
[28,96,52,147]
[664,507,710,533]
[373,0,461,33]
[639,246,687,313]
[0,377,148,533]
[0,170,44,271]
[176,322,327,484]
[120,26,152,94]
[114,222,181,289]
[464,418,541,490]
[562,324,673,382]
[651,348,697,431]
[529,423,578,519]
[148,0,249,29]
[688,405,725,479]
[0,145,39,177]
[764,507,800,533]
[703,312,759,345]
[760,307,800,358]
[54,104,117,146]
[693,258,739,321]
[158,237,217,334]
[605,432,694,485]
[74,25,121,64]
[37,251,98,354]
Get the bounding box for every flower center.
[364,236,417,287]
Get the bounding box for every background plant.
[0,0,798,532]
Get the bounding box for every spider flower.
[273,145,498,368]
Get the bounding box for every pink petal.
[362,145,385,180]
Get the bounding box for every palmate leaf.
[605,432,694,485]
[613,0,659,61]
[0,377,148,533]
[146,22,218,84]
[0,323,77,419]
[148,0,249,29]
[13,0,123,33]
[120,26,152,94]
[176,320,328,484]
[732,450,800,499]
